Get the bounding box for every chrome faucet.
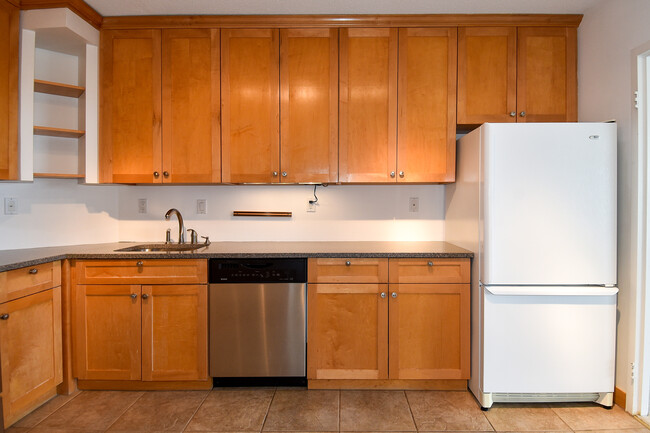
[164,208,186,244]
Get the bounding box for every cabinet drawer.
[74,260,207,285]
[388,258,470,284]
[0,261,61,303]
[308,258,388,283]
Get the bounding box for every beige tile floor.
[5,388,649,433]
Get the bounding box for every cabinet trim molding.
[20,0,102,29]
[101,14,583,30]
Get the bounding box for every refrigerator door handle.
[483,286,619,296]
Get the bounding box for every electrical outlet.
[409,197,419,213]
[4,197,17,215]
[197,199,207,215]
[307,201,316,213]
[138,198,147,214]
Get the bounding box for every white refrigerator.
[445,122,618,409]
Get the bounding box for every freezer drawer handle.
[484,286,619,297]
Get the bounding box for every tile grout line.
[259,387,277,433]
[101,390,147,433]
[23,389,84,431]
[180,388,213,433]
[402,390,418,432]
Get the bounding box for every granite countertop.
[0,241,473,272]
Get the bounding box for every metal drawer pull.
[380,292,386,298]
[136,261,143,267]
[427,261,433,267]
[142,294,149,299]
[28,268,38,274]
[345,261,351,266]
[130,293,137,299]
[0,314,9,320]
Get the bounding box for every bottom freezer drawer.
[482,285,617,393]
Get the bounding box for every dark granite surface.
[0,241,473,272]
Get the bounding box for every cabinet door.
[141,285,208,381]
[517,27,577,122]
[162,29,220,183]
[457,27,516,125]
[397,28,457,183]
[221,29,280,183]
[388,284,470,380]
[280,29,338,183]
[339,28,397,183]
[307,283,388,380]
[0,287,62,427]
[100,29,162,183]
[73,285,141,380]
[0,0,18,180]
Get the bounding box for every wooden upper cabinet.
[457,27,516,125]
[100,29,162,183]
[397,28,457,183]
[0,0,18,180]
[221,29,280,183]
[339,28,398,183]
[517,27,577,122]
[162,29,221,183]
[280,29,338,184]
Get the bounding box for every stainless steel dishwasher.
[208,258,307,378]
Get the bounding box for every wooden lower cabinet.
[307,257,470,388]
[0,287,62,427]
[74,284,208,382]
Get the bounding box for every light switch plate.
[138,198,147,214]
[197,199,207,214]
[4,197,17,215]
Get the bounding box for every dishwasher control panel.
[209,258,307,283]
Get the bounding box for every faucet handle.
[201,236,210,246]
[165,228,172,244]
[187,229,198,244]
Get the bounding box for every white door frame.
[632,41,650,416]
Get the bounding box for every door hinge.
[635,90,639,109]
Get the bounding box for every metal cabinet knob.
[0,314,9,320]
[29,268,38,274]
[509,111,516,117]
[399,171,404,178]
[130,293,137,299]
[272,171,278,177]
[142,293,149,299]
[380,292,386,298]
[345,261,351,266]
[428,261,433,267]
[520,111,526,117]
[163,171,169,177]
[391,292,397,298]
[282,171,287,177]
[154,171,160,178]
[136,261,143,267]
[390,171,396,178]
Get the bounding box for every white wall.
[0,179,120,250]
[118,184,445,242]
[579,0,650,411]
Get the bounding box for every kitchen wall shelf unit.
[99,28,221,184]
[0,262,62,428]
[20,8,99,182]
[307,257,470,389]
[457,26,577,125]
[0,0,18,181]
[71,260,210,388]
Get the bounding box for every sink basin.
[115,243,207,253]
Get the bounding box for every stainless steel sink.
[114,243,207,253]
